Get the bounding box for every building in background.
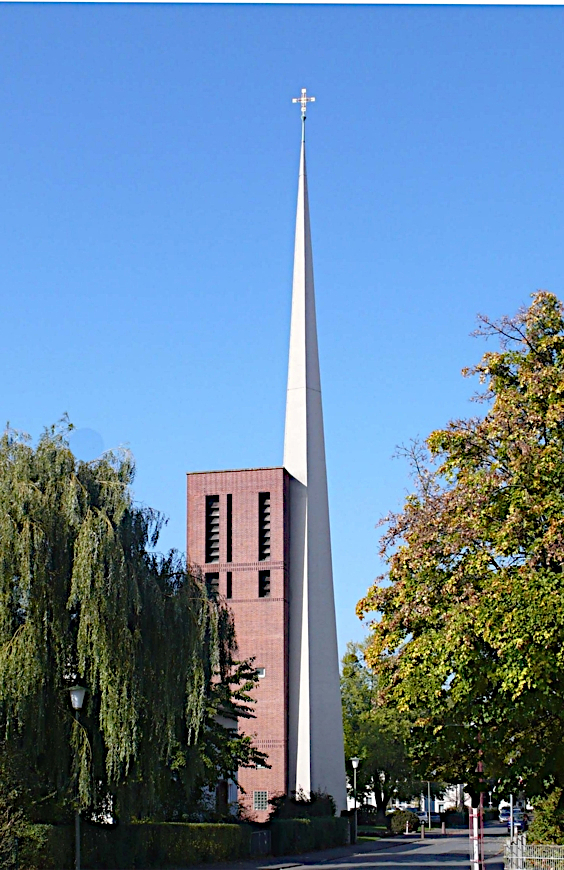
[187,92,346,820]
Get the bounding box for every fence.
[505,834,564,869]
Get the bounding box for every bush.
[390,811,419,835]
[0,745,58,869]
[357,805,383,826]
[269,790,336,820]
[21,822,253,868]
[271,817,349,855]
[528,790,564,845]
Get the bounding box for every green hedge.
[445,812,467,828]
[271,817,349,856]
[21,817,348,867]
[22,822,252,869]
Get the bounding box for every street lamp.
[69,686,86,712]
[69,685,86,870]
[351,757,360,845]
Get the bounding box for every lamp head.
[69,685,87,711]
[351,757,360,770]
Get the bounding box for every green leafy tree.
[0,420,264,824]
[341,641,436,821]
[358,292,564,803]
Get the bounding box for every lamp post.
[69,686,87,870]
[351,757,360,845]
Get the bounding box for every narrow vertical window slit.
[258,492,271,561]
[205,572,219,596]
[205,495,220,563]
[226,494,232,563]
[259,570,271,598]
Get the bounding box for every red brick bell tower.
[186,467,291,819]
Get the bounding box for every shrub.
[528,790,564,845]
[390,811,419,835]
[357,805,381,826]
[269,789,336,820]
[271,817,349,855]
[0,744,57,869]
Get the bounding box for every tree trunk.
[374,787,391,827]
[466,786,481,809]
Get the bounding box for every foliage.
[269,789,335,820]
[270,817,349,855]
[0,743,33,866]
[341,641,442,816]
[389,810,419,834]
[20,821,253,869]
[0,420,264,824]
[528,789,564,845]
[0,745,71,869]
[357,804,381,825]
[358,292,564,801]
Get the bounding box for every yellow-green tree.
[341,642,443,820]
[358,292,564,802]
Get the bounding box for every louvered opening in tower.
[258,569,271,598]
[226,494,232,562]
[258,492,271,561]
[205,495,220,562]
[205,572,219,597]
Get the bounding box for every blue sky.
[2,3,564,654]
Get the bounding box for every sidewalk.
[189,832,444,870]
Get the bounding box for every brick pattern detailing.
[199,561,285,573]
[187,467,291,821]
[231,597,285,603]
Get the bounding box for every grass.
[357,826,389,840]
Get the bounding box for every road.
[290,827,506,869]
[244,825,505,870]
[191,824,506,870]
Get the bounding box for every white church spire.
[284,91,347,810]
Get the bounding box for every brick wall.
[186,467,290,821]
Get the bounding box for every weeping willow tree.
[0,420,263,824]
